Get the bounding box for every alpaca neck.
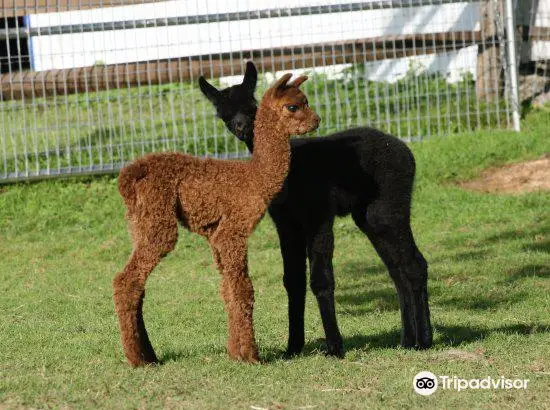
[243,108,257,153]
[249,105,291,203]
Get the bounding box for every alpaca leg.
[114,214,178,366]
[409,247,432,349]
[136,289,156,361]
[113,248,161,366]
[353,207,415,347]
[220,274,242,358]
[307,218,344,358]
[275,221,307,356]
[226,269,259,363]
[212,233,259,363]
[352,205,432,349]
[211,246,240,358]
[378,237,431,349]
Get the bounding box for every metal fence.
[1,0,548,183]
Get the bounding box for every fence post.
[476,0,502,101]
[504,0,521,131]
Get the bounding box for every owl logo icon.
[413,371,438,395]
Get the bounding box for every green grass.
[1,68,513,177]
[0,106,549,409]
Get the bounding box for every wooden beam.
[518,25,550,63]
[476,0,503,102]
[529,26,550,41]
[0,31,481,101]
[2,0,164,17]
[2,0,473,18]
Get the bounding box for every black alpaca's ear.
[198,76,221,103]
[242,61,257,93]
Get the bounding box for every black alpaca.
[199,62,432,357]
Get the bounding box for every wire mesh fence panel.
[0,0,541,183]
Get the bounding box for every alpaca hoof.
[240,345,260,364]
[400,334,416,349]
[416,329,433,350]
[325,340,344,358]
[415,336,433,350]
[242,354,261,364]
[283,347,302,358]
[285,338,304,357]
[227,348,260,363]
[126,350,159,367]
[227,342,242,360]
[128,357,159,367]
[143,350,159,364]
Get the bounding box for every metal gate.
[1,0,547,183]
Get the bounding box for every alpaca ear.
[242,61,257,93]
[198,76,221,103]
[290,75,308,88]
[271,73,293,90]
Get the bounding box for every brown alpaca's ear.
[290,75,308,88]
[271,73,293,91]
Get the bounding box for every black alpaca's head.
[199,61,258,151]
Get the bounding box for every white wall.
[27,0,482,82]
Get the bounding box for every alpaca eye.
[287,105,298,112]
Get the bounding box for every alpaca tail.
[118,161,147,208]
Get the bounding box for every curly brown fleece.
[113,73,320,366]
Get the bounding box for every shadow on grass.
[482,222,550,248]
[160,347,306,365]
[337,287,532,316]
[337,261,388,283]
[159,350,194,364]
[430,248,490,263]
[156,322,550,364]
[500,263,550,283]
[437,220,549,259]
[159,347,228,365]
[434,290,528,311]
[336,287,399,314]
[333,260,398,314]
[299,323,550,355]
[334,257,541,315]
[436,323,550,346]
[482,230,527,245]
[337,276,529,315]
[523,240,550,254]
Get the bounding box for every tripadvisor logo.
[413,371,529,395]
[413,371,438,396]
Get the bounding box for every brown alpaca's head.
[259,73,320,136]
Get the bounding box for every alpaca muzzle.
[313,114,321,129]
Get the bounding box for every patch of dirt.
[460,154,550,194]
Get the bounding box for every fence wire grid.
[1,0,549,183]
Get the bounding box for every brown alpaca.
[113,73,320,366]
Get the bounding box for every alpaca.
[199,62,432,357]
[114,73,320,366]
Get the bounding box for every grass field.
[0,106,549,409]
